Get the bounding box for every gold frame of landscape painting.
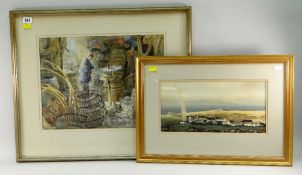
[10,6,192,162]
[136,55,293,166]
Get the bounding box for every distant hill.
[217,107,229,111]
[161,104,265,115]
[186,110,266,123]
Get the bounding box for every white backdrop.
[0,0,301,175]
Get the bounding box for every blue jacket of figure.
[79,58,94,82]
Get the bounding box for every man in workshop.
[79,52,95,92]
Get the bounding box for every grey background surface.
[0,0,301,174]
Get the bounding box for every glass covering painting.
[40,34,164,129]
[160,81,267,133]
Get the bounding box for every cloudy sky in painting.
[160,81,266,107]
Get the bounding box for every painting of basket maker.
[39,34,164,129]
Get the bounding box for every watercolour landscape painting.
[160,81,267,133]
[39,34,164,129]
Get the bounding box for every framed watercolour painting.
[10,6,192,162]
[136,55,293,166]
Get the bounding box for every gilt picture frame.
[136,55,293,166]
[10,6,192,162]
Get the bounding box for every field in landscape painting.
[161,109,266,133]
